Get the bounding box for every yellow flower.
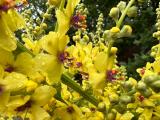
[0,49,35,78]
[6,85,56,120]
[0,72,28,92]
[53,104,83,120]
[36,32,69,84]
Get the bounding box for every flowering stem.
[61,73,99,107]
[116,0,135,28]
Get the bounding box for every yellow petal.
[14,52,35,76]
[139,108,153,120]
[31,85,56,106]
[120,112,134,120]
[0,72,28,92]
[0,16,17,51]
[2,9,25,32]
[31,105,50,120]
[94,52,108,72]
[34,53,63,84]
[0,47,14,66]
[40,32,59,55]
[0,92,10,112]
[56,10,70,35]
[7,95,30,109]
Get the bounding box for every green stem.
[17,40,35,57]
[61,73,99,107]
[116,0,135,28]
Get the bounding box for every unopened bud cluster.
[153,3,160,40]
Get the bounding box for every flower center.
[5,65,14,73]
[106,70,117,81]
[58,51,69,63]
[76,62,82,68]
[67,106,75,114]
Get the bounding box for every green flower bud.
[107,112,116,120]
[109,7,120,21]
[97,102,106,112]
[36,18,41,24]
[119,95,132,103]
[150,52,156,57]
[73,35,81,42]
[103,30,110,40]
[151,81,160,89]
[44,13,51,19]
[35,26,41,32]
[41,23,48,29]
[123,80,133,89]
[110,47,118,55]
[127,6,138,17]
[83,35,89,42]
[137,81,147,91]
[117,1,126,12]
[109,94,119,103]
[119,25,132,37]
[143,74,159,85]
[141,89,152,97]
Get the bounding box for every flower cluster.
[0,0,160,120]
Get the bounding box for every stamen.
[58,51,69,63]
[15,100,32,112]
[5,65,14,73]
[106,70,117,81]
[67,106,74,113]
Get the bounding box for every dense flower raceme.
[0,0,160,120]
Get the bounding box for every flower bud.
[110,27,120,38]
[109,94,119,103]
[35,26,40,32]
[107,112,116,120]
[44,13,51,19]
[103,30,110,40]
[141,89,152,97]
[110,27,120,33]
[83,35,89,42]
[41,23,48,29]
[98,102,106,112]
[110,47,118,54]
[127,6,138,17]
[119,25,132,37]
[119,95,132,103]
[137,81,147,91]
[123,80,133,89]
[143,74,159,85]
[151,81,160,89]
[117,1,126,12]
[109,7,120,21]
